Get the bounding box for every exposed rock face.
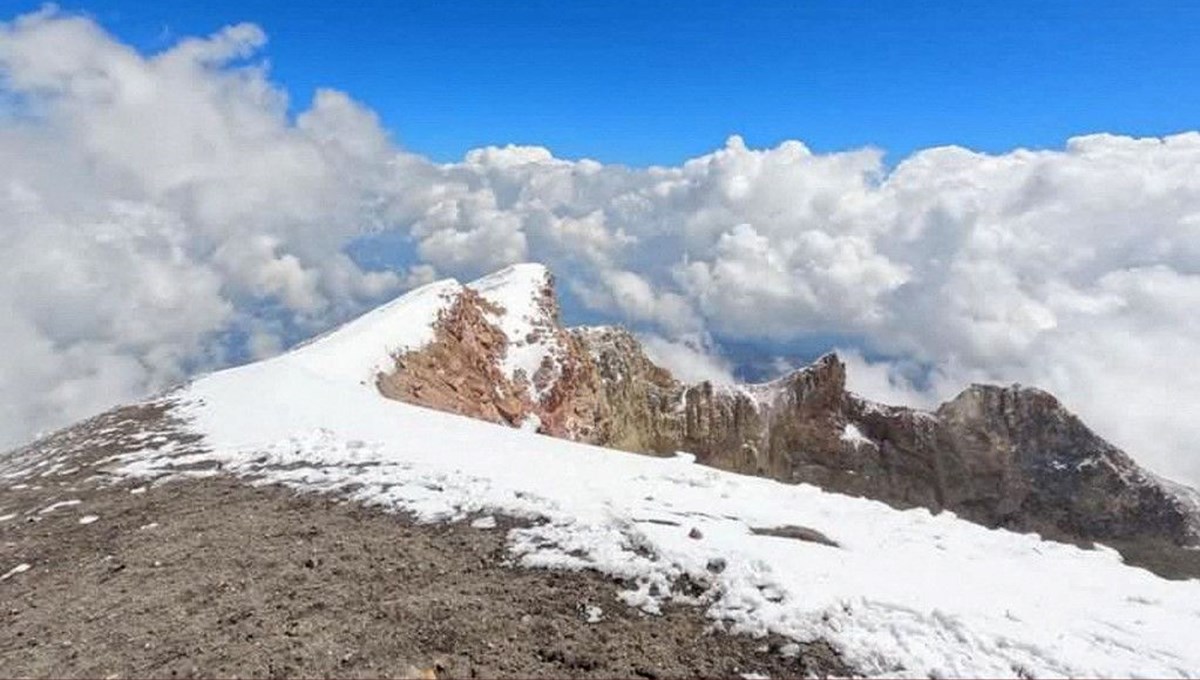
[929,385,1200,545]
[571,326,685,455]
[377,288,532,427]
[376,269,609,441]
[376,268,1200,557]
[512,298,607,443]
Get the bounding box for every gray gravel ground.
[0,407,851,679]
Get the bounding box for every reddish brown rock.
[376,271,610,441]
[377,287,536,428]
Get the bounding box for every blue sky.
[22,0,1200,166]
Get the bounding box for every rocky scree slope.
[377,265,1200,573]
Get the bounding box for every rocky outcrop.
[376,288,533,427]
[375,267,1200,563]
[929,385,1200,545]
[376,269,610,441]
[571,326,686,455]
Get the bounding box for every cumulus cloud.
[0,8,402,445]
[837,350,942,411]
[3,9,1200,488]
[639,334,736,385]
[401,133,1200,486]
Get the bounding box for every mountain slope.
[6,264,1200,678]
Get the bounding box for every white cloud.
[389,132,1200,486]
[639,334,735,385]
[3,9,1200,488]
[0,9,401,446]
[838,350,942,411]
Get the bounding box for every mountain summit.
[4,263,1200,678]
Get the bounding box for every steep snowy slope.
[65,270,1200,678]
[280,264,564,393]
[283,277,463,385]
[471,263,570,399]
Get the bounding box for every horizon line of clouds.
[2,7,1200,489]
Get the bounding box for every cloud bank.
[2,9,1199,487]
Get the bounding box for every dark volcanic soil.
[0,473,850,679]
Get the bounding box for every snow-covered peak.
[269,262,565,399]
[468,262,553,298]
[469,263,558,337]
[17,261,1200,678]
[468,263,566,398]
[278,277,463,386]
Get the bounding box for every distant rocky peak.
[938,382,1063,422]
[937,382,1123,470]
[776,352,847,406]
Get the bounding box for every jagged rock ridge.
[377,264,1200,564]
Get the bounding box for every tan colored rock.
[570,326,685,455]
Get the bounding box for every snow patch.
[840,423,875,449]
[78,515,99,525]
[1,563,30,581]
[38,499,81,514]
[470,264,563,400]
[281,278,462,386]
[470,515,497,529]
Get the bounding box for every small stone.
[581,604,604,623]
[470,515,497,530]
[688,527,703,540]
